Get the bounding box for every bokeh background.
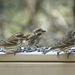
[0,0,74,47]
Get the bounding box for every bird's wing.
[0,40,17,46]
[27,33,35,39]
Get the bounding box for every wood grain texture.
[0,62,75,75]
[0,53,75,61]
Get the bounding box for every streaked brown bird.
[25,28,46,47]
[0,32,26,54]
[44,29,75,58]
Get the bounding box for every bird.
[43,29,75,58]
[24,28,46,47]
[0,32,26,54]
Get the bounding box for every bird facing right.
[24,28,46,47]
[43,29,75,58]
[0,32,26,54]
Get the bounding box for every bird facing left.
[0,32,26,54]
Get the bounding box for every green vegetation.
[0,0,74,46]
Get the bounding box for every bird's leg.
[13,51,17,56]
[57,51,60,57]
[64,48,72,58]
[66,51,72,58]
[13,50,21,55]
[57,51,61,58]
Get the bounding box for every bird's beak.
[42,30,46,32]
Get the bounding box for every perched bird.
[43,29,75,58]
[25,28,46,47]
[0,32,26,54]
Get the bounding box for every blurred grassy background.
[0,0,74,46]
